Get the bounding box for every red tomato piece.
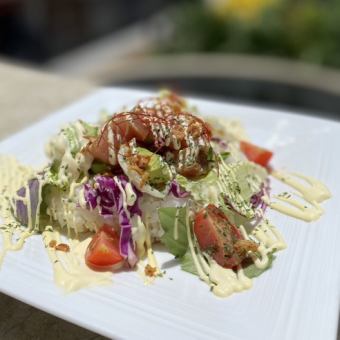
[85,225,124,270]
[193,204,244,269]
[240,141,273,167]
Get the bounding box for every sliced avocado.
[90,160,111,174]
[136,147,172,189]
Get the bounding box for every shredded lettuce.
[62,126,80,157]
[43,161,63,188]
[45,121,95,188]
[79,120,99,138]
[158,207,188,257]
[220,161,267,218]
[61,120,98,157]
[230,162,267,202]
[47,120,93,162]
[176,171,220,206]
[177,160,267,219]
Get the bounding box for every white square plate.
[0,88,339,340]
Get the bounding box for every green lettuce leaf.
[243,253,276,278]
[158,206,200,276]
[180,249,198,275]
[158,207,188,257]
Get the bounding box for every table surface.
[0,60,338,340]
[0,61,107,340]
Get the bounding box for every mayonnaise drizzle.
[0,230,33,266]
[173,207,180,240]
[131,215,146,258]
[240,221,286,269]
[185,208,253,297]
[209,262,252,297]
[0,155,113,292]
[144,214,159,272]
[42,227,112,292]
[135,211,161,285]
[186,211,209,284]
[0,156,35,265]
[207,219,286,297]
[264,171,331,222]
[107,126,117,166]
[125,182,137,206]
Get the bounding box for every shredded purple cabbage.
[250,179,270,226]
[169,180,189,198]
[83,175,141,267]
[15,178,40,228]
[16,187,28,226]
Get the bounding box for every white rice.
[46,184,187,239]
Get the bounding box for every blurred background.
[2,0,340,119]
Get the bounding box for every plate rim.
[0,87,339,340]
